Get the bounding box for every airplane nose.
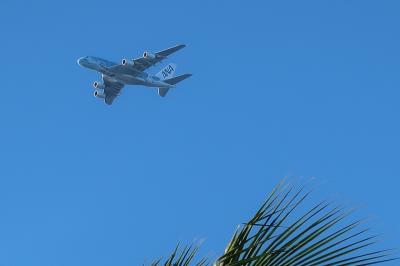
[77,57,85,66]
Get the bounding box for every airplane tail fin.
[156,63,177,80]
[157,74,192,97]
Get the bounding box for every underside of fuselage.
[78,56,173,88]
[109,73,172,88]
[112,73,145,85]
[103,67,172,88]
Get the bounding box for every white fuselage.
[77,56,173,88]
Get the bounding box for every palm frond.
[148,244,208,266]
[215,180,397,266]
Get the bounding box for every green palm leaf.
[215,181,396,266]
[148,244,208,266]
[148,180,396,266]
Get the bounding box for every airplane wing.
[109,44,186,74]
[102,75,124,105]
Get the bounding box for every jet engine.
[94,90,105,98]
[122,58,135,66]
[93,81,105,89]
[143,51,156,59]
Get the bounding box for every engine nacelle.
[122,58,135,66]
[143,51,156,59]
[94,90,105,98]
[93,81,105,89]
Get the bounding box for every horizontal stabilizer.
[163,74,192,85]
[158,88,170,97]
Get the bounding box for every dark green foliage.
[149,180,396,266]
[148,245,207,266]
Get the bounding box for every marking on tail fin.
[156,63,177,80]
[162,65,174,78]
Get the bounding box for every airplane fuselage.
[77,56,173,88]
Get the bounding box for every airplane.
[77,44,191,105]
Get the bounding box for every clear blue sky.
[0,0,399,265]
